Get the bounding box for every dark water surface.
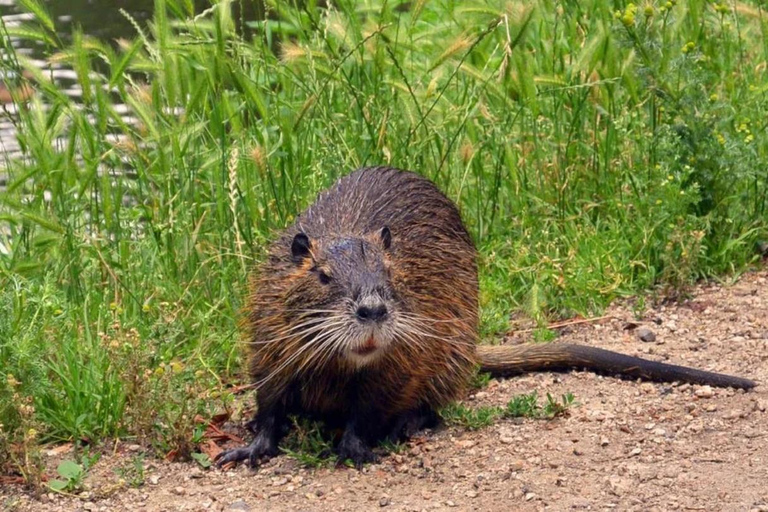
[1,0,155,56]
[0,1,155,166]
[0,0,264,178]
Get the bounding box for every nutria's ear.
[380,226,391,250]
[291,232,312,261]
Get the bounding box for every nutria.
[216,166,756,469]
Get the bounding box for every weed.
[505,392,576,419]
[505,392,541,418]
[377,439,407,455]
[191,452,211,469]
[48,460,85,493]
[439,403,503,430]
[532,328,557,343]
[470,370,492,390]
[280,417,337,468]
[115,453,145,488]
[542,393,576,419]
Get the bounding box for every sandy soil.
[3,270,768,512]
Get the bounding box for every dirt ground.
[3,270,768,512]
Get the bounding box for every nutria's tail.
[477,344,757,390]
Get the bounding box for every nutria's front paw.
[215,433,279,468]
[336,431,378,469]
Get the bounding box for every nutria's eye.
[318,271,332,285]
[291,232,311,261]
[380,226,391,250]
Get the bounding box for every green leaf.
[16,0,56,33]
[191,452,211,469]
[56,460,83,480]
[4,24,57,46]
[20,212,65,234]
[109,38,144,89]
[48,479,68,491]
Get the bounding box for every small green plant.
[505,392,541,418]
[191,452,211,469]
[504,392,576,419]
[542,392,575,418]
[280,417,337,468]
[49,460,85,493]
[115,453,145,488]
[631,297,647,320]
[439,403,503,430]
[470,370,492,389]
[76,445,101,475]
[532,328,558,343]
[377,439,407,454]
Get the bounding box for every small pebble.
[172,486,186,496]
[637,327,656,342]
[695,386,714,398]
[379,496,391,507]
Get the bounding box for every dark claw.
[215,446,256,467]
[386,408,439,443]
[336,431,378,469]
[215,434,279,469]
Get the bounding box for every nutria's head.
[285,226,408,367]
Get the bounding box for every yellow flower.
[709,93,718,102]
[621,3,637,27]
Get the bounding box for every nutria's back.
[297,167,475,247]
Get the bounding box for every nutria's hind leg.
[386,406,439,443]
[215,403,286,468]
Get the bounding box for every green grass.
[440,391,575,429]
[1,0,767,481]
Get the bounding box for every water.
[0,1,157,170]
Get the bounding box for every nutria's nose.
[356,304,388,323]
